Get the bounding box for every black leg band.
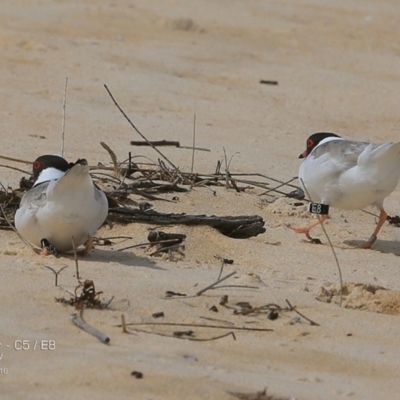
[308,202,329,215]
[40,239,58,256]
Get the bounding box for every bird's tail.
[46,163,93,201]
[359,142,400,166]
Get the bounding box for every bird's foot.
[287,225,322,244]
[361,234,377,249]
[40,239,58,257]
[77,235,93,256]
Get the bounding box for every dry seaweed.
[56,279,111,309]
[228,387,295,400]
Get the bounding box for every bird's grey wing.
[311,140,371,169]
[19,183,49,211]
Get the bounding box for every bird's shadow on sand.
[61,248,165,270]
[343,239,400,256]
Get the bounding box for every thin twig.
[61,77,68,158]
[116,242,150,252]
[104,84,178,171]
[199,316,235,326]
[71,312,110,344]
[105,296,114,308]
[128,328,236,341]
[300,178,343,306]
[44,265,68,286]
[117,238,183,252]
[0,205,35,249]
[258,177,298,196]
[217,257,226,281]
[212,284,259,290]
[223,147,229,188]
[195,271,236,296]
[222,148,241,192]
[95,235,133,241]
[71,236,80,280]
[130,140,210,152]
[0,155,31,165]
[100,141,120,177]
[117,321,273,332]
[0,164,31,174]
[191,114,196,176]
[227,151,240,171]
[285,299,320,326]
[148,243,183,256]
[121,314,128,333]
[185,331,236,342]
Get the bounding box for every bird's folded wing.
[19,184,49,211]
[312,140,370,171]
[46,163,91,202]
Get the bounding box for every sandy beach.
[1,1,400,399]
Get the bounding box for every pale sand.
[1,1,400,399]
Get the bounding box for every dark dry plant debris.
[228,387,295,400]
[56,279,110,309]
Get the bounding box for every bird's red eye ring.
[307,138,314,148]
[33,160,41,170]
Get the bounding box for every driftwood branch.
[108,208,266,238]
[71,312,110,344]
[130,140,210,152]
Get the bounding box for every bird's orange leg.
[288,215,328,243]
[77,235,94,256]
[40,247,51,256]
[362,207,387,249]
[40,238,58,256]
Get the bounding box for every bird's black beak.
[299,150,307,159]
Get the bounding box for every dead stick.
[95,235,134,241]
[195,271,236,296]
[0,154,32,165]
[61,77,68,158]
[148,243,183,256]
[71,313,110,344]
[130,140,210,152]
[100,142,120,177]
[104,84,178,171]
[213,284,259,290]
[185,331,236,342]
[199,316,234,326]
[71,236,80,280]
[130,328,236,341]
[285,299,320,326]
[179,145,210,152]
[258,176,298,196]
[0,205,35,249]
[131,140,180,147]
[44,265,68,287]
[117,238,184,252]
[300,178,343,306]
[118,321,273,332]
[0,164,31,174]
[217,258,226,281]
[191,114,196,176]
[121,314,128,333]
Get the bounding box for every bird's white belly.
[300,163,400,210]
[16,195,107,252]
